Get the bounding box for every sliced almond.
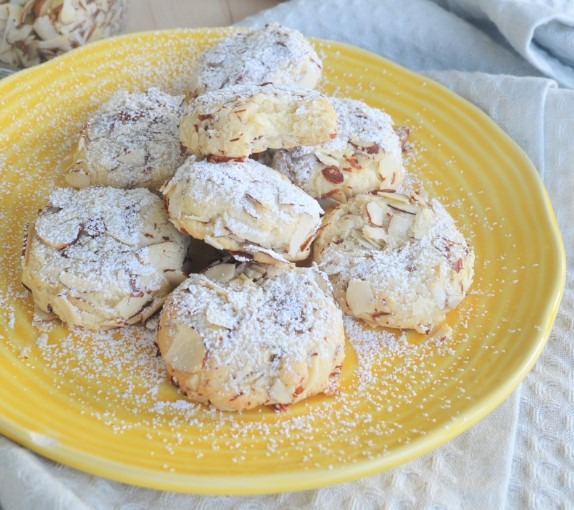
[64,165,91,188]
[321,165,344,184]
[315,151,340,167]
[32,15,60,40]
[386,195,419,214]
[185,373,201,392]
[164,270,187,286]
[142,242,184,271]
[305,354,322,392]
[35,216,80,250]
[429,323,453,342]
[163,323,205,373]
[387,213,413,241]
[366,200,385,226]
[362,225,388,244]
[117,148,146,166]
[115,295,152,320]
[204,263,237,283]
[346,279,376,316]
[288,214,317,257]
[59,0,78,24]
[67,295,100,314]
[269,378,292,404]
[203,235,226,251]
[205,302,235,329]
[356,236,381,250]
[412,207,433,239]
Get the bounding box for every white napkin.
[2,1,573,508]
[431,0,574,86]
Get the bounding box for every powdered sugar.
[272,97,404,198]
[68,87,185,190]
[157,263,345,410]
[187,82,325,112]
[23,186,188,329]
[314,193,474,333]
[173,265,339,368]
[188,23,322,94]
[163,158,323,261]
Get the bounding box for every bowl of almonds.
[0,0,127,75]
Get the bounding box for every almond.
[204,263,237,283]
[269,378,292,403]
[64,165,91,188]
[321,165,344,184]
[387,213,413,241]
[366,200,385,226]
[362,225,388,244]
[164,323,206,373]
[395,126,410,152]
[346,279,376,316]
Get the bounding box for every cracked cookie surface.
[156,261,345,411]
[66,88,185,191]
[161,157,323,265]
[272,97,406,203]
[179,83,337,160]
[22,187,189,330]
[313,192,474,333]
[187,23,322,96]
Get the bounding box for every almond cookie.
[161,158,322,265]
[156,261,345,411]
[188,23,322,96]
[313,192,474,334]
[65,88,185,191]
[179,83,337,160]
[22,187,189,330]
[272,98,405,202]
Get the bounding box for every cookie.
[313,192,474,333]
[156,261,345,411]
[179,83,337,160]
[272,98,405,202]
[65,88,185,191]
[161,157,323,265]
[22,187,189,330]
[188,23,322,96]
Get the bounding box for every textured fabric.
[2,0,573,508]
[506,88,574,510]
[0,395,520,509]
[243,0,541,77]
[431,0,574,86]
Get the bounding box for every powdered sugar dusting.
[188,82,325,113]
[326,97,401,154]
[163,157,322,261]
[189,23,322,94]
[31,187,175,296]
[179,158,321,221]
[68,87,185,190]
[272,97,403,196]
[173,266,337,368]
[157,263,344,410]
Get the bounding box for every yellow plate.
[0,28,565,494]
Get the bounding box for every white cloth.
[432,0,574,86]
[2,0,574,508]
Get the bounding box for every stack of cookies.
[21,24,474,412]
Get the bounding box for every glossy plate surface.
[0,29,565,494]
